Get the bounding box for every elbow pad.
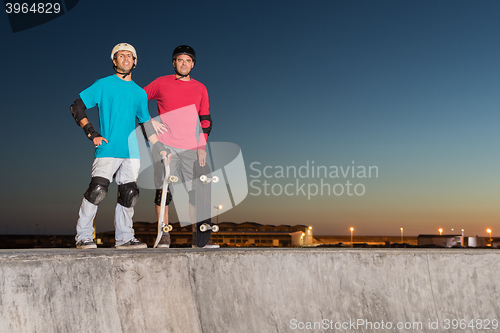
[70,98,88,125]
[199,114,212,136]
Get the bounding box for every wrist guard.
[153,141,170,158]
[83,123,102,141]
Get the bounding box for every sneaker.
[192,241,220,249]
[76,238,97,249]
[115,238,147,249]
[157,232,171,248]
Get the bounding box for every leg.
[113,158,141,246]
[175,150,206,240]
[175,149,197,224]
[153,143,179,225]
[155,201,169,223]
[75,198,99,248]
[155,188,172,223]
[153,151,176,248]
[75,158,122,246]
[190,159,219,249]
[189,193,196,231]
[154,188,173,248]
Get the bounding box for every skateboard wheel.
[212,225,219,232]
[169,175,178,182]
[212,176,219,183]
[200,224,208,232]
[200,175,207,182]
[162,225,172,233]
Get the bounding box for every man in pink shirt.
[145,45,217,248]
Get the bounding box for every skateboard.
[193,161,219,247]
[153,156,178,248]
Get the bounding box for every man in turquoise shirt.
[70,43,168,249]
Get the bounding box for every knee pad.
[84,177,110,205]
[118,182,140,208]
[155,188,172,206]
[188,190,195,206]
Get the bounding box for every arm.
[197,86,211,166]
[142,120,170,161]
[144,80,168,135]
[198,86,212,147]
[70,98,108,146]
[152,118,168,134]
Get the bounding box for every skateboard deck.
[153,157,178,248]
[193,161,219,247]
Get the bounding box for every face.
[173,54,194,76]
[113,50,135,72]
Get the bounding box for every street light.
[487,228,492,242]
[214,205,222,224]
[350,227,354,247]
[400,227,403,244]
[438,228,443,236]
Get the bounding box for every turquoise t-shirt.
[80,75,150,159]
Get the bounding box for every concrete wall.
[0,248,499,333]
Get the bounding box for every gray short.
[153,144,197,194]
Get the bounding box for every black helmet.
[172,45,196,63]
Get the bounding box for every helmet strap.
[174,69,191,80]
[113,62,136,79]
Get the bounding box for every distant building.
[418,234,462,247]
[467,236,485,247]
[418,234,500,248]
[468,236,500,248]
[492,238,500,248]
[97,222,313,248]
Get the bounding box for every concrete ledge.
[0,248,498,333]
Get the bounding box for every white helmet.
[111,43,137,65]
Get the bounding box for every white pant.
[76,158,141,246]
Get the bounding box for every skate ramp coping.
[0,248,498,333]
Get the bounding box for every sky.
[1,0,500,237]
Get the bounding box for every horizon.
[0,220,489,238]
